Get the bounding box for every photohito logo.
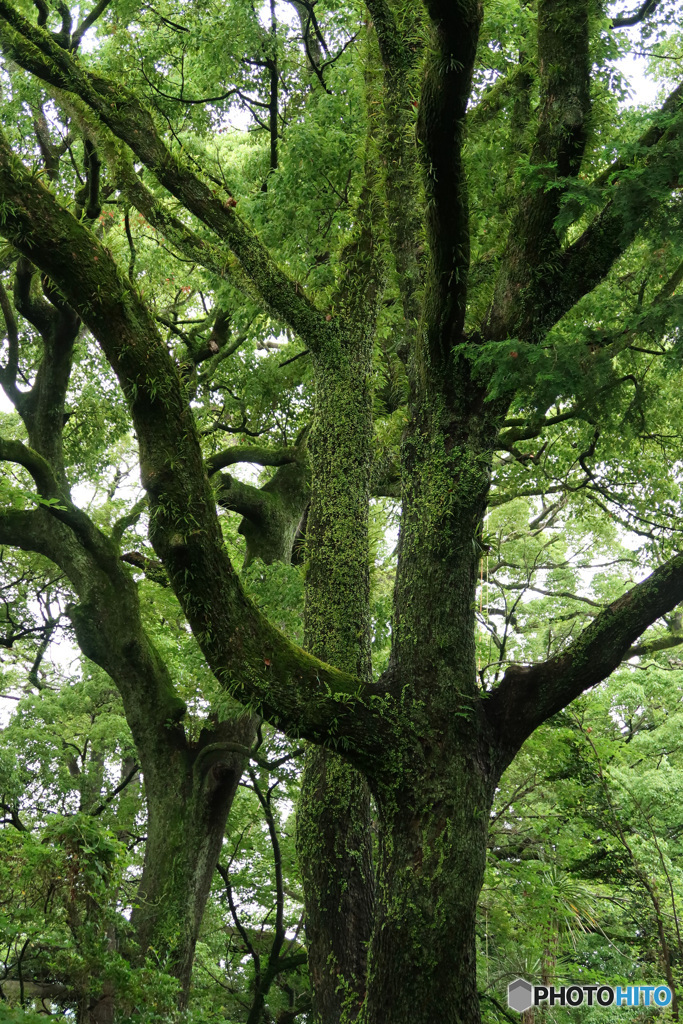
[507,978,673,1012]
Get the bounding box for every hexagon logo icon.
[508,978,534,1013]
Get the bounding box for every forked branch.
[0,119,391,766]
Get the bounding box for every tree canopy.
[1,0,683,1022]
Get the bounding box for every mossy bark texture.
[298,352,375,1024]
[133,715,256,999]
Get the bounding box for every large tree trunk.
[297,350,376,1022]
[359,395,501,1024]
[298,749,374,1023]
[364,743,497,1024]
[132,716,256,1002]
[68,566,256,1005]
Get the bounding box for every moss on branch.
[0,119,390,765]
[487,551,683,765]
[0,0,339,351]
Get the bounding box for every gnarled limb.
[208,441,310,566]
[215,462,310,567]
[486,551,683,765]
[0,1,337,351]
[0,118,390,764]
[207,445,301,474]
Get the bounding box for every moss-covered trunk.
[297,351,376,1023]
[359,397,500,1024]
[298,749,375,1022]
[364,746,496,1024]
[64,553,255,1006]
[132,717,255,1001]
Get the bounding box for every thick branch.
[555,89,683,320]
[0,121,390,766]
[0,463,191,813]
[0,276,19,397]
[625,633,683,659]
[207,445,300,475]
[215,460,311,569]
[0,436,108,561]
[12,260,80,486]
[0,3,337,352]
[590,81,683,190]
[0,506,189,788]
[487,78,683,343]
[105,143,249,287]
[33,106,61,179]
[612,0,659,28]
[534,0,591,176]
[0,434,60,494]
[497,409,581,446]
[417,0,482,359]
[0,506,58,560]
[0,801,27,831]
[486,552,683,763]
[14,255,54,335]
[484,0,592,342]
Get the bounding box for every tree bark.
[363,743,497,1024]
[298,355,376,1023]
[298,748,375,1023]
[61,533,257,1004]
[4,7,683,1022]
[133,716,256,1000]
[355,375,499,1022]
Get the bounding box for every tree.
[479,647,683,1021]
[1,0,683,1022]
